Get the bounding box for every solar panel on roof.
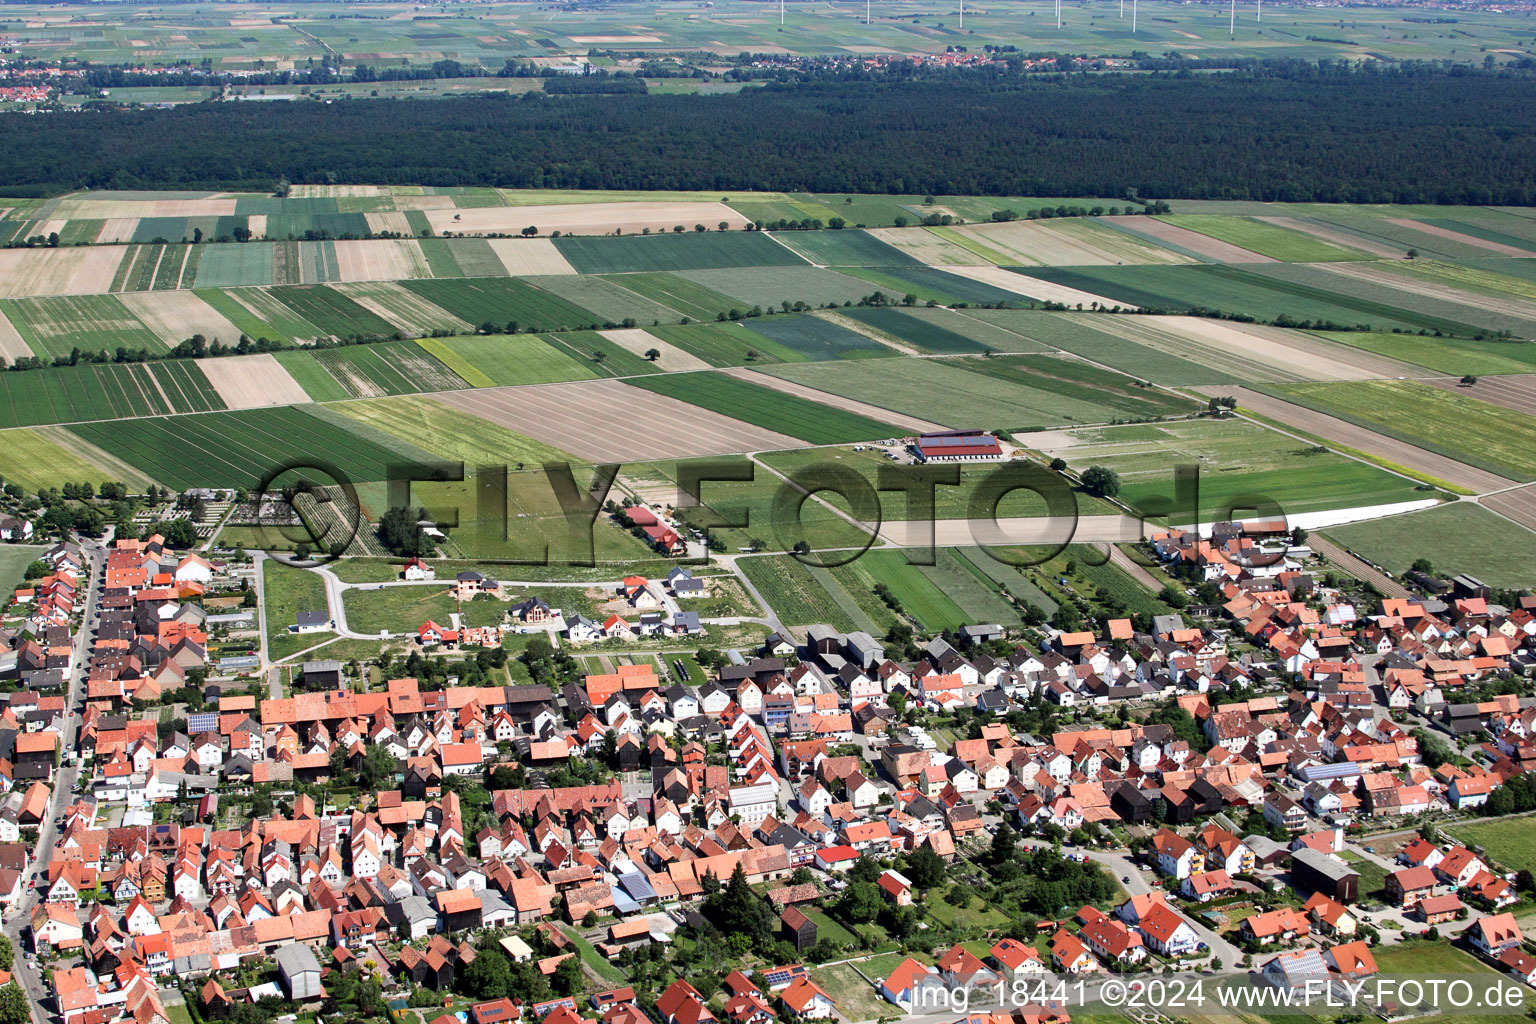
[187,712,218,734]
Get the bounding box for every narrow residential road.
[1080,847,1243,968]
[1308,535,1410,599]
[5,534,104,1021]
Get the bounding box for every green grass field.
[736,555,856,630]
[1323,503,1536,589]
[326,395,575,469]
[194,242,276,288]
[677,265,882,310]
[742,313,893,360]
[264,559,334,662]
[1262,379,1536,481]
[1014,264,1484,335]
[858,549,970,632]
[604,272,744,322]
[0,360,223,428]
[0,295,164,360]
[552,231,807,274]
[0,544,45,598]
[644,321,807,365]
[268,285,397,338]
[0,426,152,491]
[341,586,507,635]
[302,340,470,398]
[271,350,354,402]
[772,229,920,267]
[1159,215,1369,262]
[196,287,320,343]
[966,310,1243,382]
[524,273,683,324]
[69,405,436,490]
[763,354,1187,431]
[399,277,597,332]
[540,330,662,377]
[1050,418,1428,520]
[1313,331,1536,376]
[626,371,900,444]
[956,353,1201,419]
[840,306,991,354]
[413,334,599,387]
[1444,816,1536,874]
[841,264,1025,306]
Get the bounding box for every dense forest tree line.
[5,64,1536,202]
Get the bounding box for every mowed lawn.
[0,544,45,597]
[264,559,333,661]
[626,371,901,444]
[1444,816,1536,873]
[1324,503,1536,590]
[1263,378,1536,481]
[341,585,506,635]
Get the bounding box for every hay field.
[433,378,804,461]
[117,291,246,347]
[954,218,1195,266]
[486,238,578,276]
[1132,315,1405,381]
[332,239,432,281]
[426,201,750,236]
[333,281,471,334]
[596,328,710,371]
[196,352,312,409]
[0,247,126,298]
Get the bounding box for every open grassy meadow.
[1323,503,1536,589]
[1042,418,1429,521]
[1444,816,1536,874]
[0,544,45,598]
[1262,379,1536,482]
[263,559,334,662]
